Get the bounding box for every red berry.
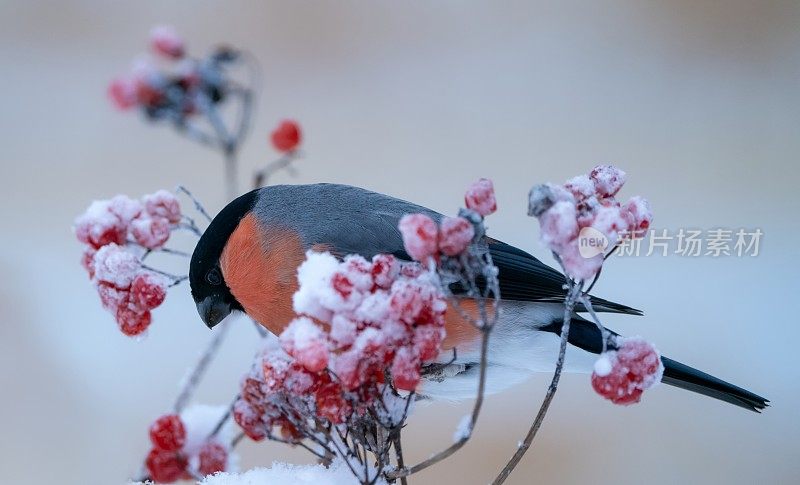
[241,376,267,407]
[590,165,627,198]
[591,338,662,405]
[398,213,438,262]
[131,216,171,249]
[149,414,186,451]
[97,282,130,313]
[391,347,421,392]
[116,307,152,336]
[131,273,168,310]
[438,216,475,256]
[464,178,497,216]
[145,448,188,483]
[142,190,182,224]
[331,272,354,298]
[108,77,137,110]
[233,399,267,441]
[371,254,399,289]
[270,120,302,152]
[197,441,228,476]
[150,25,185,59]
[414,325,444,362]
[280,318,329,373]
[315,379,350,424]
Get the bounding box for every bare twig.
[176,186,213,223]
[387,326,491,480]
[173,318,233,413]
[253,152,300,187]
[491,266,583,484]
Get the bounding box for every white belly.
[420,301,597,400]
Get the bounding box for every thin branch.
[139,263,188,285]
[491,278,583,484]
[578,294,615,354]
[176,186,213,223]
[253,152,300,188]
[387,326,491,480]
[173,318,233,413]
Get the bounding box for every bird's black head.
[190,189,259,328]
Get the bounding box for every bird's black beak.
[197,296,232,329]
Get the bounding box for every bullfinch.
[189,183,767,411]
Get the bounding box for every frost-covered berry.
[130,216,171,249]
[108,77,137,110]
[622,196,653,236]
[232,399,267,441]
[96,282,130,313]
[538,201,579,248]
[74,200,128,249]
[391,347,421,391]
[131,273,168,310]
[145,447,188,483]
[464,178,497,216]
[398,213,438,262]
[142,190,182,224]
[315,378,350,424]
[589,165,627,198]
[149,414,187,451]
[438,216,475,256]
[117,306,152,336]
[93,244,140,288]
[591,337,663,405]
[270,120,302,152]
[564,175,595,202]
[414,325,444,362]
[197,441,228,476]
[280,317,329,373]
[150,25,185,59]
[108,195,143,225]
[371,254,399,289]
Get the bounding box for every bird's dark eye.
[206,267,222,286]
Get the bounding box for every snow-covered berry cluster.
[270,119,302,153]
[528,165,653,281]
[232,251,447,443]
[145,407,234,483]
[75,190,182,336]
[397,178,496,263]
[591,337,664,405]
[108,25,240,124]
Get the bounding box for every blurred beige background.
[1,1,798,484]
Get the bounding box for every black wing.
[393,238,641,316]
[487,239,642,315]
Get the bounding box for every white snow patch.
[452,415,473,443]
[593,354,614,377]
[199,459,387,485]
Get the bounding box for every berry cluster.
[233,252,447,442]
[591,337,664,405]
[145,412,231,483]
[397,178,496,262]
[528,165,653,281]
[108,25,240,124]
[75,190,181,336]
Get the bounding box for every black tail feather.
[661,357,769,413]
[541,317,769,412]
